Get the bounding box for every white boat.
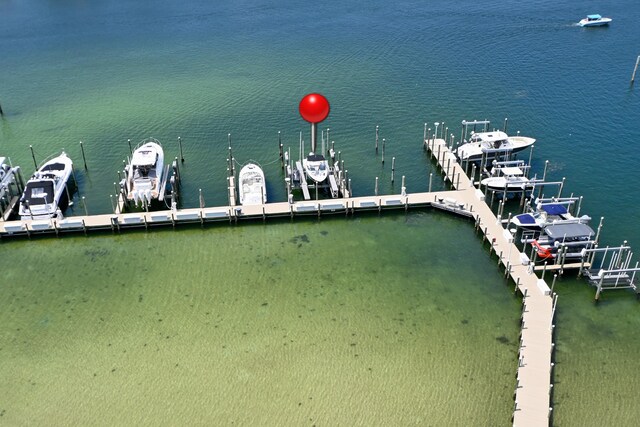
[238,162,267,206]
[18,152,73,220]
[480,163,534,192]
[125,138,164,207]
[455,131,535,162]
[302,153,329,183]
[511,202,591,230]
[578,14,612,27]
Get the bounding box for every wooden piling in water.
[80,141,88,170]
[631,55,640,84]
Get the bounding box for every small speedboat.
[302,152,329,183]
[480,163,534,192]
[125,138,165,207]
[578,14,612,27]
[19,151,73,220]
[455,131,535,162]
[238,162,267,206]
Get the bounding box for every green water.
[1,212,521,425]
[3,0,640,424]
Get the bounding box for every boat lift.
[578,242,640,300]
[283,129,350,202]
[0,157,25,221]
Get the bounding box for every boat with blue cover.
[511,201,591,230]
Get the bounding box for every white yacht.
[19,152,73,220]
[578,14,612,27]
[125,138,164,207]
[455,131,535,162]
[302,153,329,183]
[238,162,267,206]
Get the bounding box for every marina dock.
[0,136,556,426]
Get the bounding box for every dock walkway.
[0,138,555,425]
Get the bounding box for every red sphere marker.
[299,93,330,123]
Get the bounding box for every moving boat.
[480,162,534,192]
[455,131,535,162]
[238,162,267,206]
[578,14,612,27]
[18,152,73,220]
[125,138,165,207]
[302,153,329,183]
[511,201,591,230]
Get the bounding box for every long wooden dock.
[0,137,554,425]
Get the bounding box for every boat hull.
[19,152,73,220]
[126,140,164,207]
[238,163,267,206]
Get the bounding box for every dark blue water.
[2,0,639,424]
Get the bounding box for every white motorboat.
[302,153,329,183]
[455,131,535,162]
[238,162,267,206]
[480,163,534,192]
[125,138,164,207]
[19,152,73,220]
[511,201,591,230]
[578,14,612,27]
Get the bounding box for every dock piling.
[631,55,640,84]
[80,141,88,170]
[178,136,184,163]
[127,139,133,154]
[29,145,37,169]
[375,125,379,153]
[391,157,395,183]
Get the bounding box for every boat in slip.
[480,161,534,192]
[526,223,596,260]
[125,138,165,207]
[511,201,591,231]
[455,131,535,162]
[578,14,612,27]
[238,162,267,206]
[19,151,73,220]
[302,152,329,183]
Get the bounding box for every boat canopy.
[544,223,594,241]
[587,14,602,20]
[541,203,569,216]
[469,131,509,144]
[497,166,524,176]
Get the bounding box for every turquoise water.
[2,0,640,424]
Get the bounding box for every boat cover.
[544,223,594,241]
[514,213,536,225]
[541,203,568,216]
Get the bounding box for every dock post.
[391,157,395,183]
[375,177,379,196]
[427,128,432,150]
[503,118,508,133]
[199,188,205,209]
[80,141,88,170]
[375,125,379,153]
[110,194,116,214]
[381,138,386,164]
[82,196,88,216]
[423,123,427,149]
[456,171,460,189]
[631,55,640,84]
[348,178,352,197]
[178,136,184,163]
[551,274,558,294]
[29,145,37,169]
[470,164,476,187]
[428,172,433,192]
[127,139,133,154]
